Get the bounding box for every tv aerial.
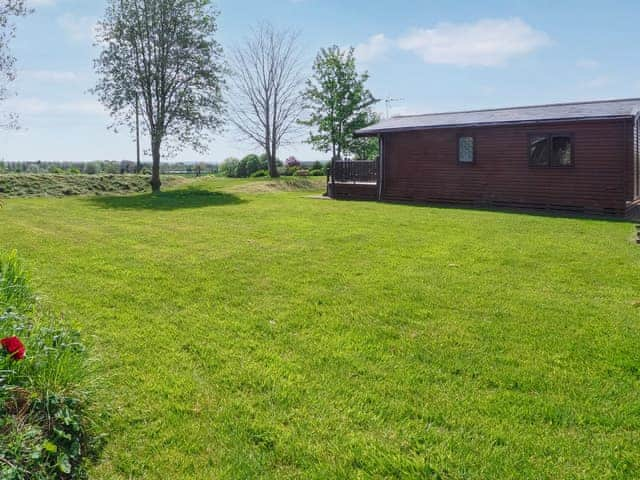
[384,97,404,119]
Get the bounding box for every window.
[528,134,573,167]
[552,136,572,166]
[458,136,474,164]
[529,135,550,166]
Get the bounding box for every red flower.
[1,336,26,361]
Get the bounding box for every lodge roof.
[356,98,640,135]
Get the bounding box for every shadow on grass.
[87,188,246,211]
[363,198,638,224]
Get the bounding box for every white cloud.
[57,14,98,43]
[354,34,390,63]
[397,18,550,67]
[29,0,56,6]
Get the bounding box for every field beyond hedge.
[0,177,639,479]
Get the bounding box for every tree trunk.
[151,138,162,193]
[267,148,279,178]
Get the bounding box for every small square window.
[458,136,474,163]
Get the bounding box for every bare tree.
[93,0,226,192]
[0,0,30,130]
[229,23,305,178]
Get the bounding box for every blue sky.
[1,0,639,164]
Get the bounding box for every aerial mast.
[384,97,404,119]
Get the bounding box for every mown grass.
[0,173,189,198]
[0,176,639,479]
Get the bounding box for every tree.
[93,0,226,192]
[352,112,381,160]
[301,46,378,161]
[241,154,262,176]
[220,157,239,177]
[229,23,305,178]
[0,0,30,130]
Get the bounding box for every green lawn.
[1,177,639,479]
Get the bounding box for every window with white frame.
[458,136,474,164]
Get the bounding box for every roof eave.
[355,115,635,137]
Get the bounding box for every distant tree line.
[0,160,219,176]
[0,157,331,178]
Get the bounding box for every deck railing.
[331,161,378,183]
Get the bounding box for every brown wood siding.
[633,117,640,199]
[332,183,378,201]
[382,118,632,215]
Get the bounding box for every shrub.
[282,166,299,177]
[250,170,268,178]
[0,251,102,479]
[294,169,310,177]
[220,157,240,178]
[241,154,263,177]
[309,169,325,177]
[235,162,248,179]
[285,156,300,168]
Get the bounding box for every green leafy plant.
[0,250,34,313]
[0,252,102,479]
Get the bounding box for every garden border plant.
[0,250,103,479]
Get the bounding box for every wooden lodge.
[329,98,640,218]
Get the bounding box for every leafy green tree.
[220,157,240,177]
[241,154,262,176]
[93,0,226,192]
[301,46,378,161]
[352,112,381,160]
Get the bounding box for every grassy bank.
[0,177,638,478]
[0,174,189,198]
